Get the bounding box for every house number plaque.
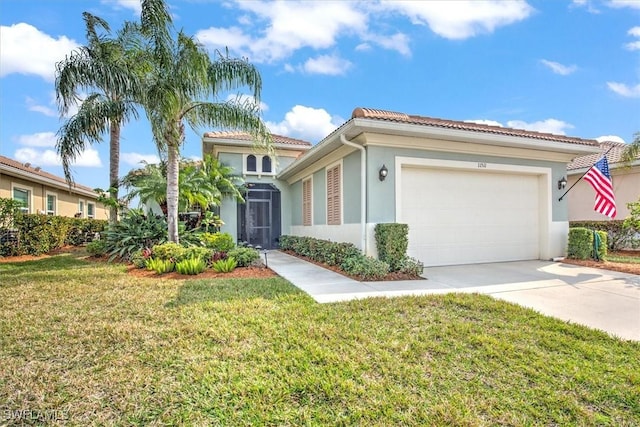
[477,162,487,168]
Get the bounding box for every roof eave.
[351,118,600,155]
[0,164,98,198]
[568,158,640,175]
[202,136,311,151]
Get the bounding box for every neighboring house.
[204,107,599,267]
[567,141,640,221]
[0,155,108,220]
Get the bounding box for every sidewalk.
[266,250,454,303]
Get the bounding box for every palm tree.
[138,0,271,243]
[55,13,142,223]
[621,132,640,164]
[121,156,245,218]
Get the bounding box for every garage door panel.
[401,166,539,266]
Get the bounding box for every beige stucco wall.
[0,174,109,220]
[567,166,640,221]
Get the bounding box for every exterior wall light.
[558,176,567,190]
[379,164,388,181]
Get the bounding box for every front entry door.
[237,183,281,249]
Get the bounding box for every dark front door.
[237,183,281,249]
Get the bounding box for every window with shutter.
[302,178,312,226]
[326,164,341,225]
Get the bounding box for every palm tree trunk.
[109,120,120,224]
[166,143,180,243]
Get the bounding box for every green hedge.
[279,235,389,280]
[569,220,634,251]
[567,227,607,261]
[0,214,107,256]
[374,223,408,271]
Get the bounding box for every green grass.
[1,254,639,426]
[607,253,640,264]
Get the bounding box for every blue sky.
[1,0,639,191]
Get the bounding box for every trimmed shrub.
[212,257,237,273]
[398,256,424,276]
[279,235,360,266]
[183,246,213,262]
[201,232,235,252]
[175,257,207,275]
[227,247,260,267]
[341,255,390,281]
[375,223,409,271]
[567,228,593,260]
[570,220,633,251]
[86,239,107,257]
[152,242,186,262]
[567,227,607,260]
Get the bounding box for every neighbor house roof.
[202,131,312,147]
[352,107,598,147]
[0,155,98,197]
[567,140,639,171]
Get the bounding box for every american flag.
[583,156,616,218]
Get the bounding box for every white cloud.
[506,119,574,135]
[16,132,56,147]
[0,23,78,82]
[540,59,577,75]
[197,1,366,64]
[607,82,640,98]
[14,147,102,167]
[625,41,640,50]
[625,26,640,50]
[266,105,343,142]
[465,119,503,127]
[25,97,57,117]
[121,152,160,166]
[608,0,640,10]
[302,55,352,75]
[355,43,372,52]
[596,135,626,143]
[361,32,411,57]
[571,0,600,13]
[102,0,142,15]
[379,0,534,40]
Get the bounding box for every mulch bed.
[561,250,640,275]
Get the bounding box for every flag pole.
[558,145,615,202]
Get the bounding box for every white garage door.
[400,166,540,266]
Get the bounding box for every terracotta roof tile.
[567,140,637,170]
[203,131,312,146]
[0,155,96,193]
[352,107,598,146]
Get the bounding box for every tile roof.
[567,140,638,170]
[203,131,312,146]
[352,107,599,147]
[0,155,96,193]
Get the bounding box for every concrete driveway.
[423,261,640,341]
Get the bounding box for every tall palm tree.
[621,132,640,164]
[55,13,142,223]
[138,0,271,243]
[121,156,244,216]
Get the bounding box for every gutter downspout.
[339,134,367,254]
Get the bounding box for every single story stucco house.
[203,107,600,267]
[0,155,108,220]
[567,140,640,221]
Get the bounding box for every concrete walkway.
[266,251,640,341]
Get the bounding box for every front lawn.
[1,254,638,425]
